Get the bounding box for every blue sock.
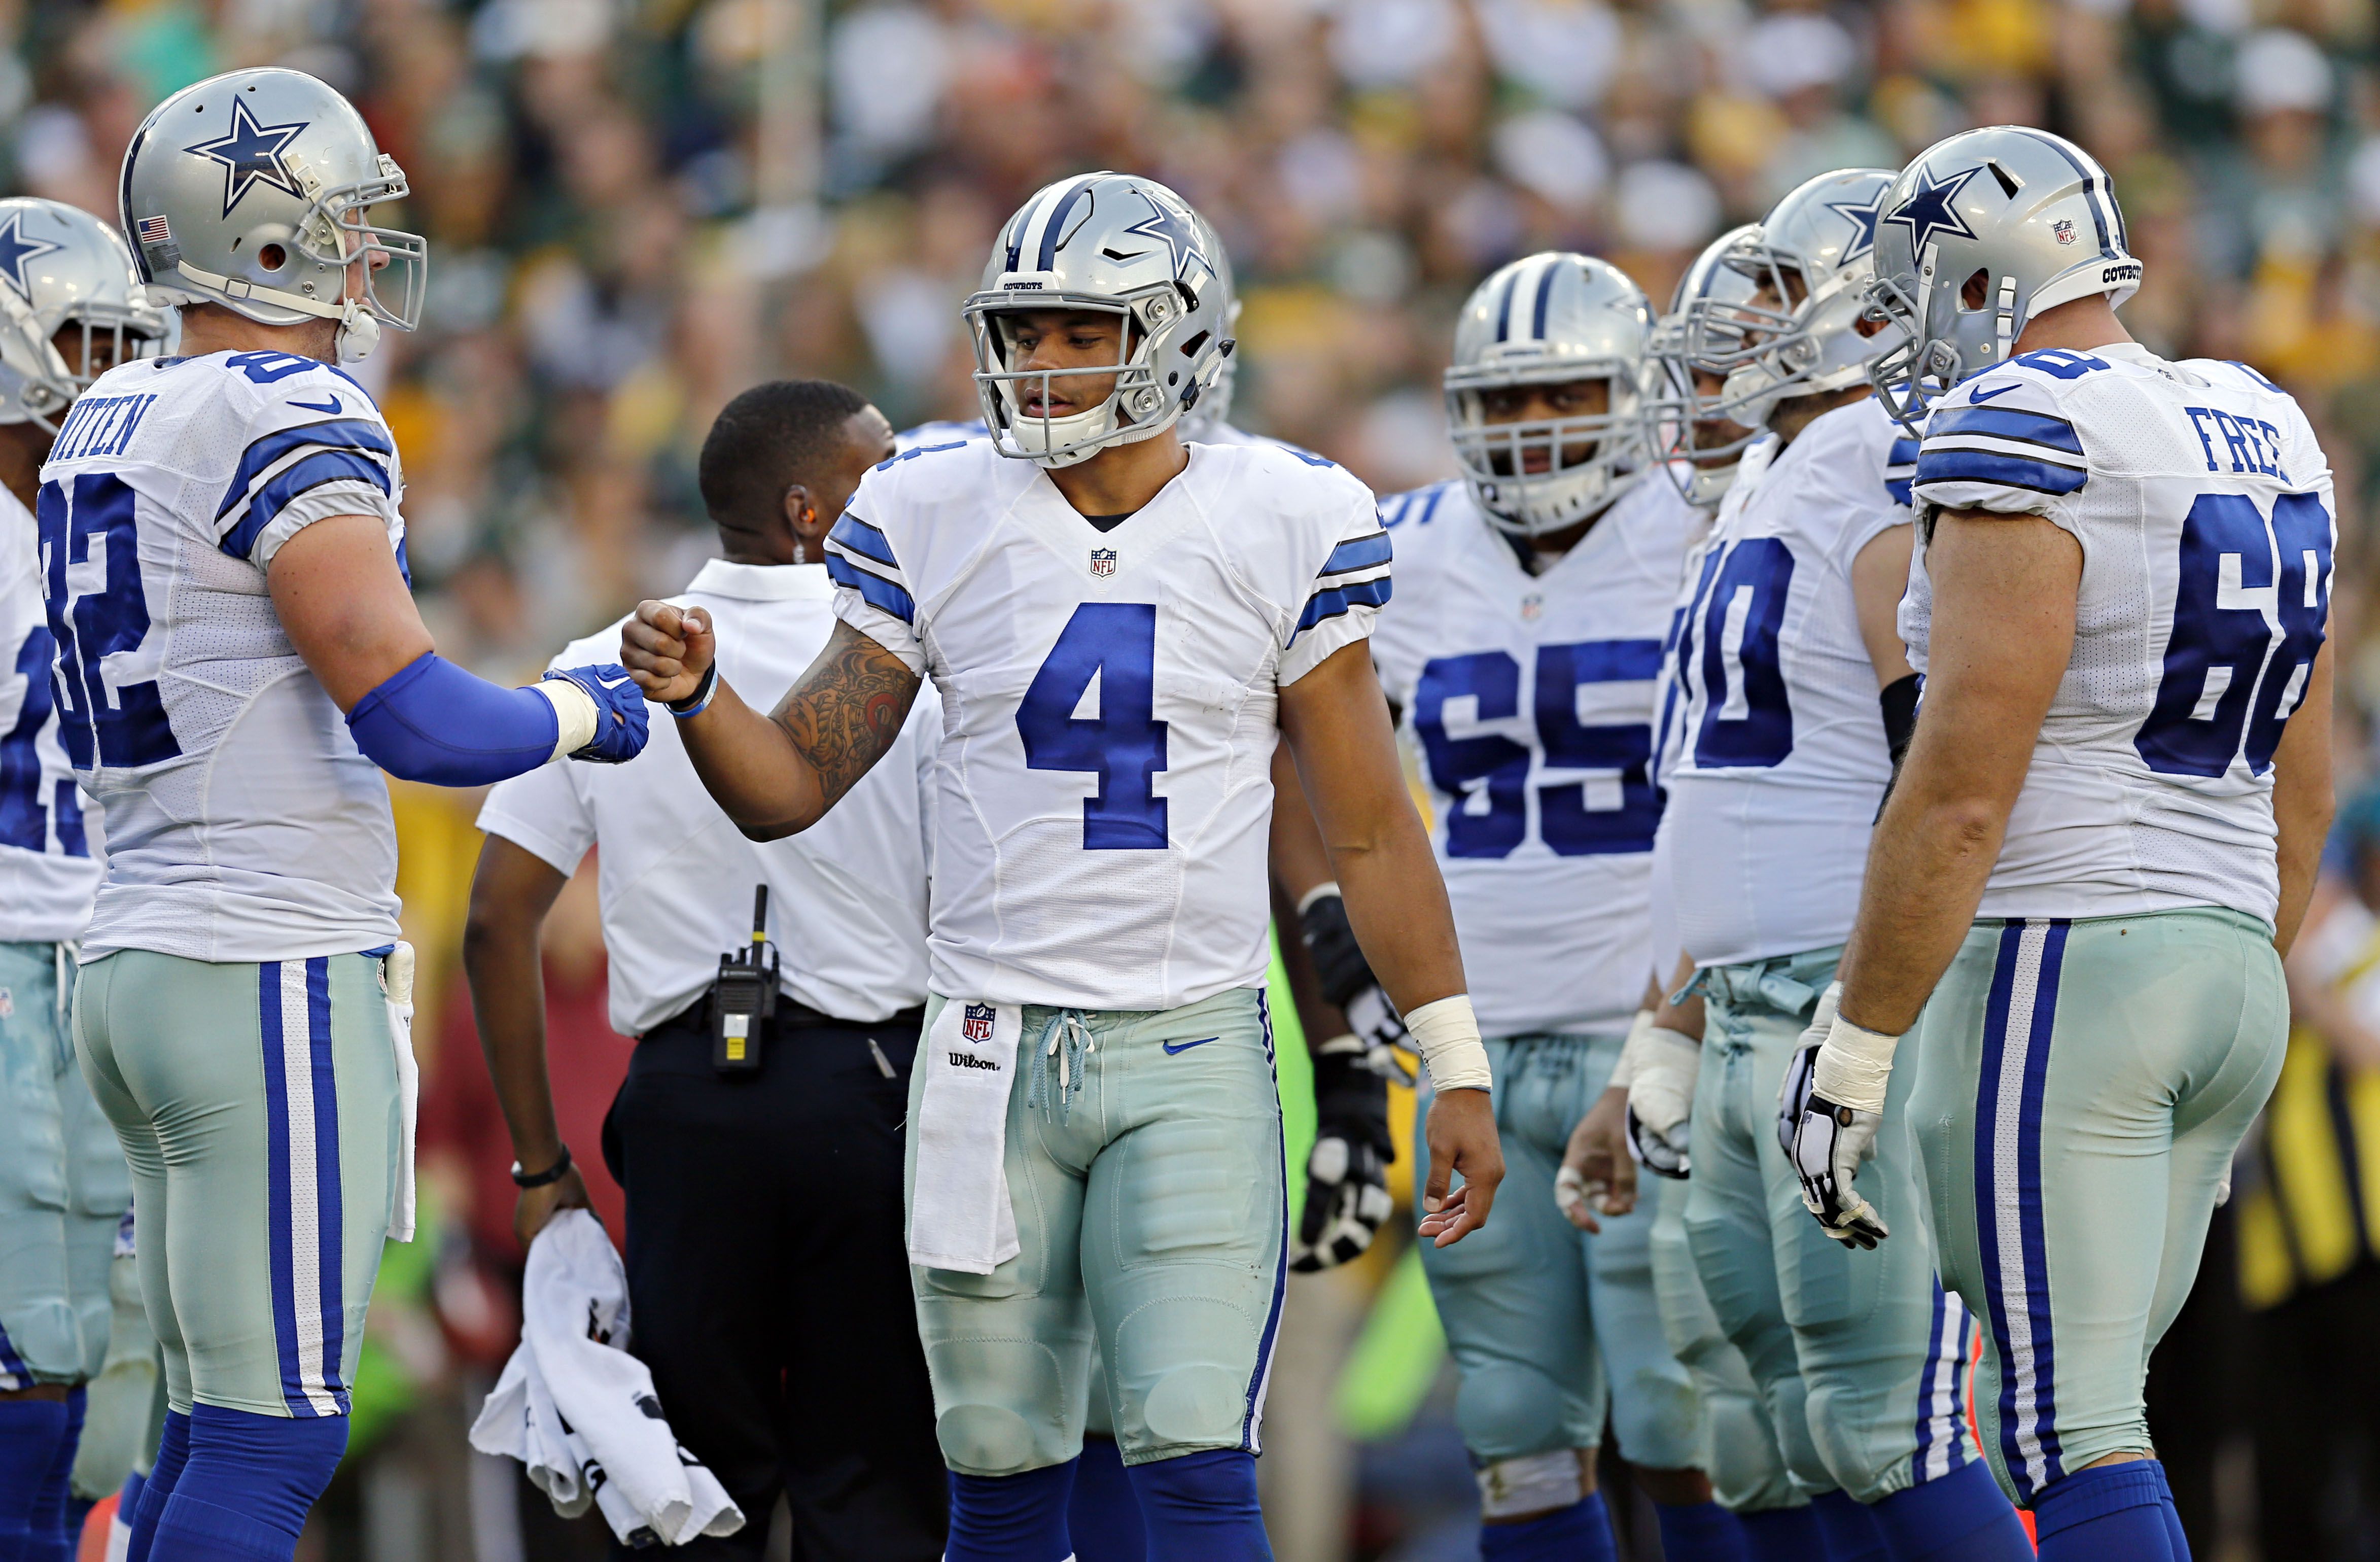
[124,1409,188,1562]
[947,1461,1075,1562]
[1738,1505,1828,1562]
[1810,1489,1891,1562]
[25,1388,83,1562]
[1870,1462,2032,1561]
[2032,1462,2175,1562]
[1478,1492,1617,1562]
[1123,1449,1270,1561]
[1069,1436,1147,1562]
[1655,1498,1749,1562]
[147,1403,346,1561]
[0,1397,69,1562]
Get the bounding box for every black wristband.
[1299,891,1377,1011]
[511,1145,573,1188]
[1879,673,1921,766]
[668,661,718,717]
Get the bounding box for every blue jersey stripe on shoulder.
[824,553,916,623]
[1886,477,1914,506]
[1887,437,1921,464]
[1915,446,2086,497]
[1319,531,1392,576]
[1285,447,1336,469]
[828,513,901,570]
[220,450,394,560]
[874,440,969,472]
[1292,575,1391,637]
[1927,405,2084,456]
[218,419,394,521]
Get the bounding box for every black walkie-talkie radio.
[712,885,778,1073]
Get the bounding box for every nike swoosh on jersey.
[291,395,342,414]
[1966,383,2019,404]
[1161,1036,1218,1055]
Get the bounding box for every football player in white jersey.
[1272,250,1741,1562]
[1788,127,2333,1561]
[0,198,162,1562]
[1621,170,2033,1562]
[624,171,1502,1562]
[68,68,648,1562]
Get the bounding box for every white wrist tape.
[530,678,599,761]
[1405,994,1492,1093]
[1608,1009,1657,1092]
[1810,1011,1903,1115]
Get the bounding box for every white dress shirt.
[478,560,937,1034]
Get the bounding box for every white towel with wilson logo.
[907,999,1021,1274]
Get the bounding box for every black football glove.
[1290,1039,1396,1272]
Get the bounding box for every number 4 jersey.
[39,349,408,962]
[1369,476,1694,1037]
[825,437,1389,1012]
[1903,343,2334,929]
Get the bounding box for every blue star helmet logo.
[185,98,310,220]
[1825,189,1884,263]
[1118,192,1204,284]
[1882,161,1982,260]
[0,212,64,301]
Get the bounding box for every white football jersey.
[1645,496,1722,986]
[40,349,409,962]
[1371,477,1695,1038]
[1663,396,1918,967]
[0,484,101,943]
[1904,343,2334,928]
[825,438,1388,1011]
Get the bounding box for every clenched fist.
[621,600,715,704]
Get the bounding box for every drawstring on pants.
[1029,1009,1095,1121]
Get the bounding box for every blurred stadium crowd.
[14,0,2380,1554]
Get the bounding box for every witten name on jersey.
[1903,343,2334,928]
[1,484,100,942]
[39,349,408,962]
[1662,395,1917,968]
[824,438,1389,1011]
[1372,476,1694,1037]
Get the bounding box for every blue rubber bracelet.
[668,662,718,719]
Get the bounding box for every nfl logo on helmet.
[962,1003,996,1043]
[2052,219,2076,245]
[1089,548,1117,578]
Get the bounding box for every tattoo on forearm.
[775,620,922,807]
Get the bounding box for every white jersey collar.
[683,559,834,601]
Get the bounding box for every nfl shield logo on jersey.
[1090,548,1117,578]
[962,1003,996,1043]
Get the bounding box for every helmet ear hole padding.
[258,243,287,271]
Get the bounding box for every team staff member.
[465,380,945,1560]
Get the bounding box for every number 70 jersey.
[1903,343,2335,928]
[825,437,1390,1012]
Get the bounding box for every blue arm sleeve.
[346,652,559,786]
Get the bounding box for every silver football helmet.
[1645,224,1762,509]
[120,67,426,364]
[0,200,167,430]
[964,172,1233,468]
[1445,252,1652,537]
[1179,206,1242,440]
[1867,126,2141,429]
[1682,169,1908,432]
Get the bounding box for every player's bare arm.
[1278,638,1503,1245]
[1850,524,1917,690]
[461,837,593,1248]
[623,608,922,839]
[2269,639,2336,957]
[1833,509,2080,1034]
[268,514,436,708]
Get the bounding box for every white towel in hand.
[907,999,1022,1274]
[381,942,419,1243]
[468,1211,743,1546]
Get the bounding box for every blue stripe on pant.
[1910,1282,1974,1486]
[1974,919,2070,1502]
[259,959,347,1418]
[1240,992,1287,1455]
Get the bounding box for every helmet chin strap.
[336,304,380,364]
[165,259,383,363]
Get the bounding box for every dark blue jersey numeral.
[1415,641,1661,859]
[38,475,181,771]
[1018,602,1169,849]
[1694,537,1795,768]
[224,350,320,384]
[0,624,59,851]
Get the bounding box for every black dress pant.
[603,1009,946,1560]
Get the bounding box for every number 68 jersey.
[1903,343,2335,928]
[38,349,409,963]
[825,437,1389,1012]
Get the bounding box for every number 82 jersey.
[826,437,1389,1012]
[1903,343,2334,928]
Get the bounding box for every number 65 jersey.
[825,438,1389,1012]
[1904,343,2334,929]
[38,349,409,963]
